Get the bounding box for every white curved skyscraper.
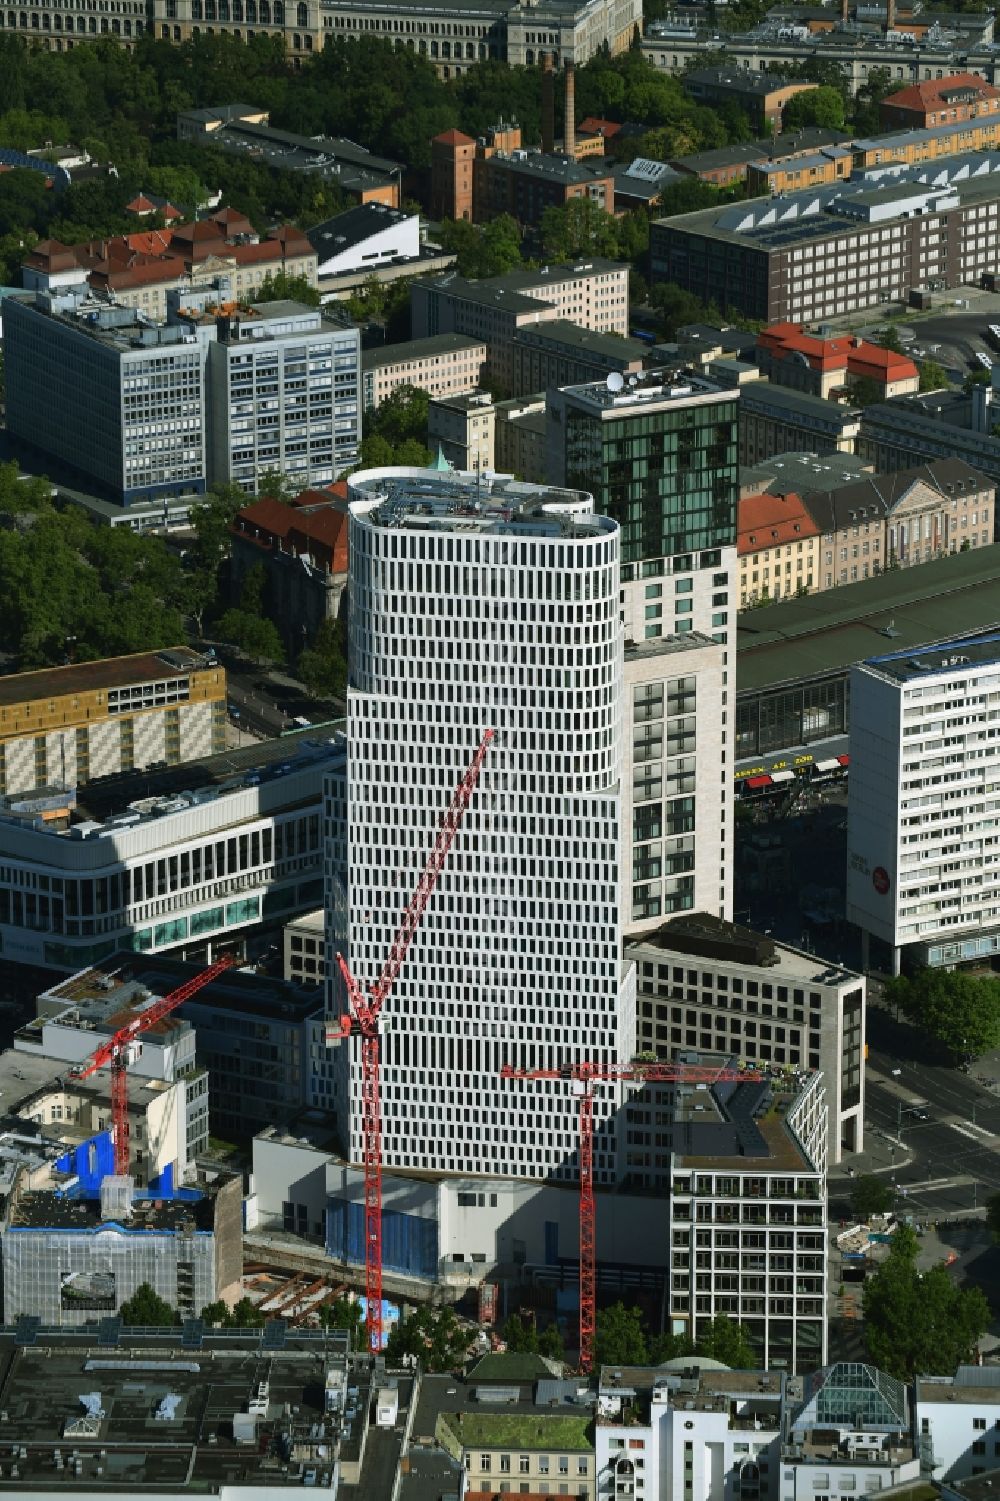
[333,468,634,1183]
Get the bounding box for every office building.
[846,634,1000,971]
[205,298,361,491]
[177,109,402,198]
[738,489,822,606]
[755,324,919,401]
[412,260,629,391]
[623,636,731,929]
[337,467,633,1182]
[284,907,325,986]
[427,391,495,473]
[683,68,819,132]
[494,394,548,482]
[860,388,1000,484]
[362,333,488,411]
[918,1368,1000,1483]
[665,1066,828,1370]
[511,320,647,397]
[22,208,317,322]
[881,72,1000,129]
[651,151,1000,324]
[739,385,862,466]
[0,1326,358,1496]
[628,912,865,1159]
[0,726,341,972]
[229,488,349,660]
[0,648,225,797]
[781,1364,920,1499]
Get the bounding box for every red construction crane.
[75,954,237,1176]
[327,729,495,1355]
[500,1058,763,1373]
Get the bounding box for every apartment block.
[427,390,496,472]
[628,912,865,1159]
[652,151,1000,324]
[337,467,634,1183]
[362,333,488,411]
[0,648,224,797]
[880,72,1000,129]
[846,634,1000,970]
[22,207,317,322]
[412,260,629,391]
[738,490,822,606]
[0,728,341,972]
[623,636,731,929]
[756,324,919,401]
[918,1368,1000,1483]
[739,385,862,466]
[494,394,548,482]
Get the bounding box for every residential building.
[307,203,419,280]
[918,1368,1000,1482]
[335,467,634,1183]
[734,544,1000,779]
[739,385,862,465]
[472,149,614,227]
[755,324,920,401]
[806,457,995,588]
[511,320,647,397]
[852,112,1000,170]
[846,634,1000,971]
[229,488,349,659]
[682,69,819,132]
[427,390,496,472]
[746,144,853,195]
[651,151,1000,324]
[880,72,1000,129]
[22,208,317,322]
[205,298,361,491]
[628,912,865,1158]
[623,635,731,929]
[0,1326,357,1496]
[362,333,488,411]
[494,394,548,482]
[284,907,325,986]
[176,113,402,204]
[738,489,822,606]
[318,0,642,76]
[411,260,629,391]
[669,129,847,189]
[665,1065,828,1370]
[0,725,341,972]
[0,648,225,796]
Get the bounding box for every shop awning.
[814,758,841,773]
[745,775,772,790]
[770,769,795,784]
[837,754,850,766]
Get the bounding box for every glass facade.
[796,1362,908,1431]
[564,395,739,564]
[736,674,849,760]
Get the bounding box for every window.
[480,1456,491,1473]
[520,1456,531,1475]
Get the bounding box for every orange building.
[880,73,1000,130]
[756,324,920,402]
[431,128,477,220]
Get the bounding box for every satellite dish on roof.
[606,371,624,393]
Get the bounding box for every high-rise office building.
[547,372,740,928]
[333,467,635,1183]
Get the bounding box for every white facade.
[918,1371,1000,1482]
[846,636,1000,969]
[334,467,633,1183]
[427,390,496,473]
[311,207,420,278]
[623,634,731,931]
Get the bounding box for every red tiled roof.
[434,128,476,146]
[125,194,158,213]
[847,344,919,380]
[233,489,349,572]
[233,497,298,543]
[883,72,1000,113]
[758,323,918,382]
[578,116,622,137]
[738,490,821,555]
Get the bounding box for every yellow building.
[0,648,226,797]
[738,491,823,608]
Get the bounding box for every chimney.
[564,59,576,158]
[841,0,848,22]
[886,0,895,29]
[541,53,555,155]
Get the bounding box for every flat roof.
[516,318,647,362]
[362,332,486,369]
[417,258,626,307]
[0,648,211,708]
[10,1189,214,1232]
[736,544,1000,695]
[556,368,733,415]
[740,451,872,495]
[353,472,613,541]
[627,912,860,986]
[863,630,1000,684]
[740,382,861,424]
[439,1410,593,1452]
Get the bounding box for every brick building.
[683,68,820,132]
[756,323,920,401]
[880,72,1000,130]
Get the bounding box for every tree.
[851,1174,893,1221]
[884,968,1000,1058]
[540,198,622,262]
[385,1305,469,1371]
[919,358,949,392]
[503,1312,540,1353]
[695,1314,755,1368]
[782,85,845,132]
[593,1301,648,1367]
[964,368,991,392]
[217,607,285,665]
[538,1323,564,1360]
[253,269,321,308]
[320,1297,364,1338]
[848,376,886,409]
[297,615,347,701]
[120,1282,177,1326]
[863,1225,989,1379]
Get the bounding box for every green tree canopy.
[862,1225,989,1379]
[385,1306,469,1371]
[594,1302,648,1367]
[120,1282,178,1326]
[851,1174,893,1221]
[694,1314,755,1367]
[782,85,846,132]
[884,968,1000,1058]
[502,1312,540,1353]
[919,358,949,392]
[297,616,347,701]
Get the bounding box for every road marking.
[900,1177,965,1191]
[949,1120,996,1142]
[963,1121,997,1140]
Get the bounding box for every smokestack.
[840,0,848,23]
[541,53,555,155]
[886,0,895,29]
[564,59,576,158]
